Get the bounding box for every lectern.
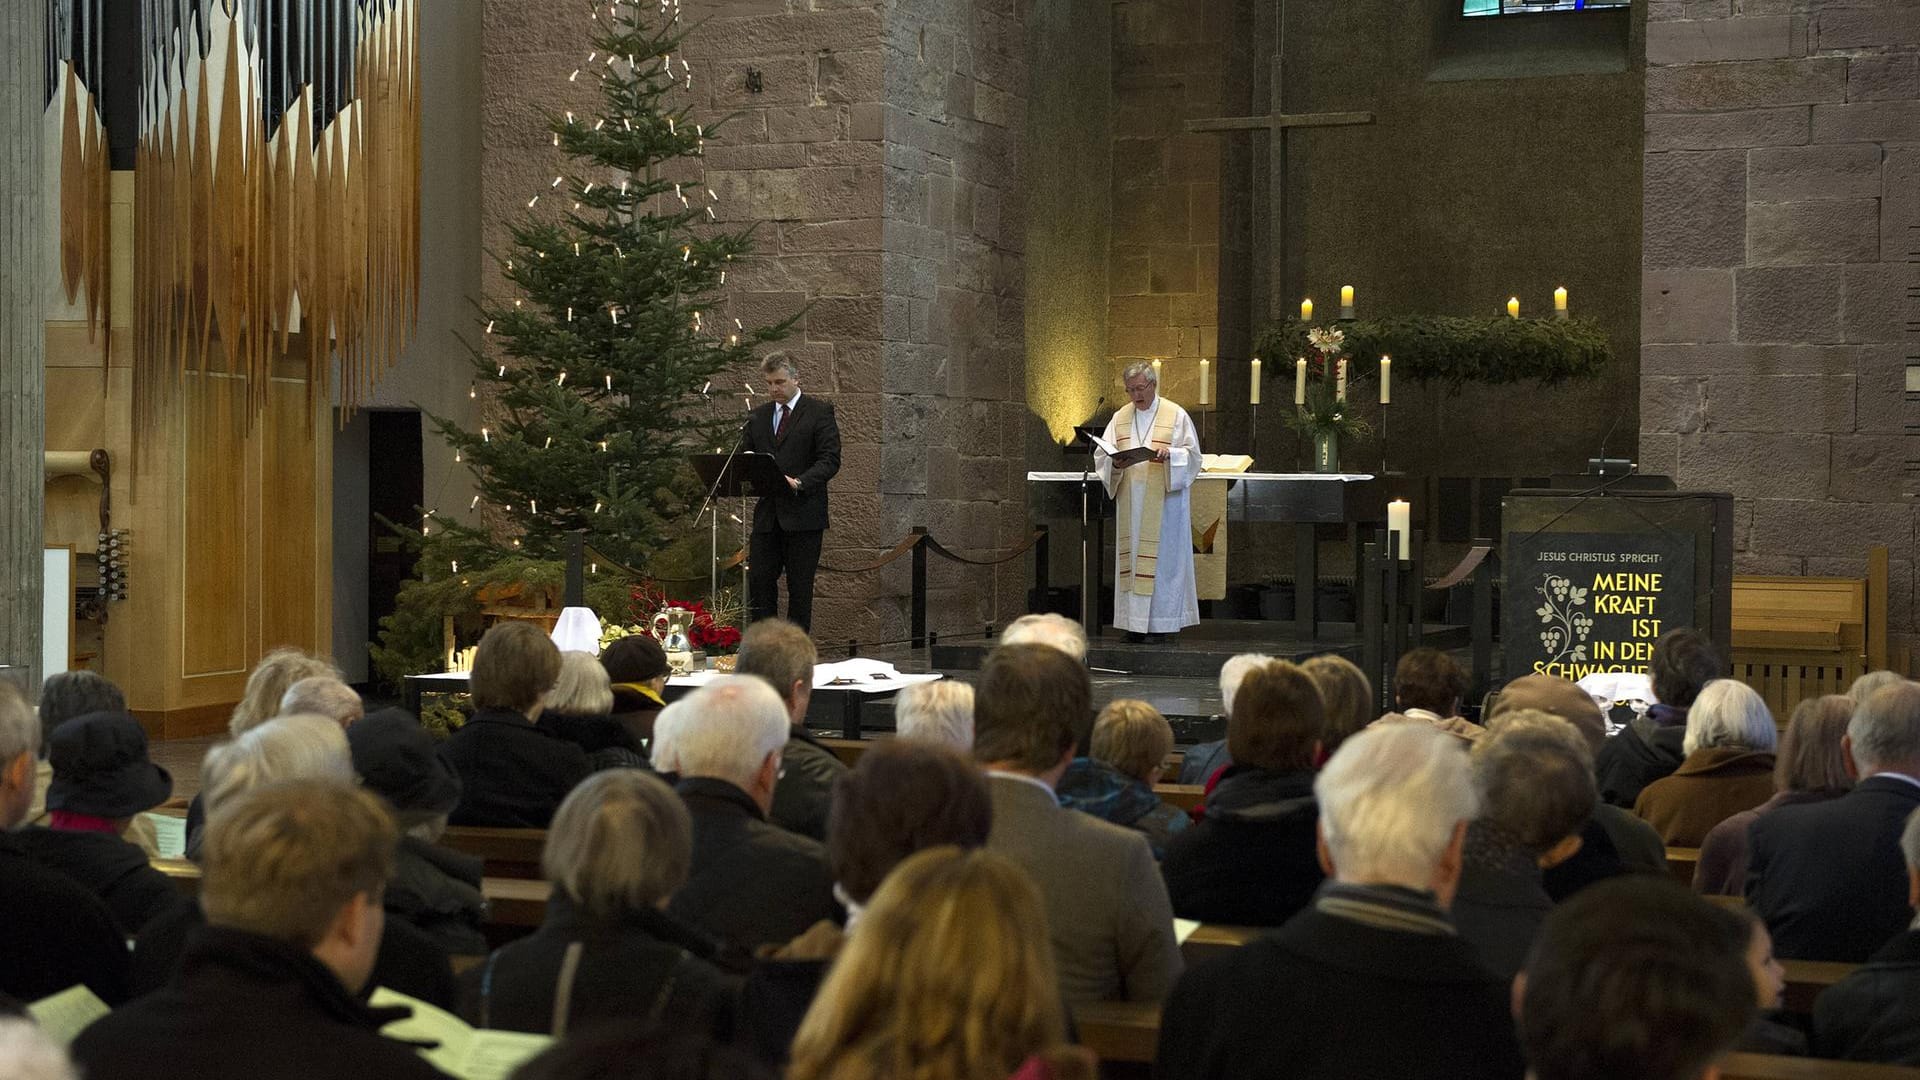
[691,451,789,609]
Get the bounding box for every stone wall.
[1640,2,1920,650]
[483,0,1027,642]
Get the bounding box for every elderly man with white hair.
[1156,724,1526,1080]
[279,676,365,729]
[999,613,1090,662]
[0,680,131,1005]
[1095,361,1202,643]
[664,676,839,949]
[893,679,975,751]
[1176,652,1274,785]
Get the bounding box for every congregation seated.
[1162,661,1326,927]
[661,677,840,949]
[600,634,671,749]
[538,649,650,769]
[743,738,993,1065]
[16,710,192,935]
[509,1026,777,1080]
[186,647,347,851]
[891,678,974,751]
[977,643,1181,1004]
[27,671,159,856]
[1748,681,1920,962]
[788,847,1096,1080]
[1485,673,1666,895]
[1174,652,1271,786]
[1157,723,1524,1080]
[438,622,590,829]
[1519,876,1757,1080]
[71,779,450,1080]
[1057,700,1189,858]
[1696,694,1852,896]
[736,619,845,841]
[1851,670,1907,707]
[1812,805,1920,1065]
[1595,627,1722,807]
[347,709,488,957]
[0,681,130,1006]
[466,770,739,1039]
[278,675,365,729]
[1450,716,1595,979]
[133,714,456,1008]
[1635,679,1779,847]
[1383,647,1481,744]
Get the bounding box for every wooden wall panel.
[258,377,322,653]
[179,374,248,678]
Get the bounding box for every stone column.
[0,1,45,694]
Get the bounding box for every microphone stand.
[695,410,753,607]
[1076,397,1107,636]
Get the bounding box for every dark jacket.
[1812,927,1920,1065]
[1450,825,1555,980]
[439,708,592,828]
[1594,712,1687,808]
[1633,745,1778,847]
[132,900,457,1009]
[608,684,666,748]
[1541,813,1641,902]
[1058,757,1190,859]
[744,393,841,533]
[1161,767,1323,927]
[770,728,847,842]
[1176,737,1230,786]
[540,709,645,758]
[388,836,490,957]
[1696,789,1844,896]
[739,921,843,1068]
[73,925,450,1080]
[1154,890,1525,1080]
[15,825,193,935]
[468,892,738,1039]
[0,831,130,1005]
[1747,775,1920,962]
[667,777,840,950]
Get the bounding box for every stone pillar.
[1642,5,1920,655]
[0,1,45,693]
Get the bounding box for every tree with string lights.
[425,0,792,569]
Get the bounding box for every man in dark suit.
[1747,680,1920,961]
[744,353,841,632]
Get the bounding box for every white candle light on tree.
[1340,285,1355,320]
[1294,358,1306,405]
[1387,499,1411,560]
[1251,357,1262,405]
[1379,355,1391,404]
[1554,286,1569,320]
[1199,358,1212,405]
[1507,297,1520,319]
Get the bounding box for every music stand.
[1070,425,1107,636]
[691,452,787,610]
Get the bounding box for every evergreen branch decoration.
[1253,315,1612,393]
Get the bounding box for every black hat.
[348,708,462,814]
[602,635,670,684]
[46,711,173,819]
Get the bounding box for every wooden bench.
[1667,846,1701,887]
[1732,549,1890,721]
[440,826,546,879]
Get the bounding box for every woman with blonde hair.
[229,648,339,735]
[788,848,1094,1080]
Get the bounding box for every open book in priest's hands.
[1086,431,1158,470]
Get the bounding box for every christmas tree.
[373,0,790,684]
[427,0,792,568]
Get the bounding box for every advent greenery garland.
[1252,315,1612,394]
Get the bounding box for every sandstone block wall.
[1641,1,1919,647]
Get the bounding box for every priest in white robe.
[1095,361,1203,642]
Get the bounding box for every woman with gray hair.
[892,680,974,751]
[470,770,739,1039]
[540,651,650,770]
[1634,679,1779,846]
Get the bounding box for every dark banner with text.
[1504,530,1697,682]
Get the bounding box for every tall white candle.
[1387,500,1411,560]
[1336,359,1347,402]
[1379,356,1391,404]
[1293,358,1306,405]
[1340,285,1355,320]
[1152,357,1163,385]
[1199,358,1211,405]
[1251,358,1262,405]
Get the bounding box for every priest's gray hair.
[1315,723,1479,888]
[668,676,790,789]
[760,352,799,381]
[1122,361,1158,385]
[1000,613,1089,662]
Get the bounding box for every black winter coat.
[388,836,490,958]
[439,708,592,828]
[15,825,193,935]
[72,925,449,1080]
[667,777,840,949]
[0,832,129,1005]
[1594,713,1686,808]
[1161,767,1324,927]
[1813,929,1920,1064]
[770,728,847,842]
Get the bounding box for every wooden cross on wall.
[1186,54,1375,328]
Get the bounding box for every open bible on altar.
[371,987,552,1080]
[1085,431,1158,470]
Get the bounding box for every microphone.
[1595,409,1625,476]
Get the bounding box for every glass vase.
[1312,431,1341,473]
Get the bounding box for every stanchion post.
[910,527,928,649]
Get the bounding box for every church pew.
[1720,1054,1920,1079]
[1181,923,1262,965]
[440,826,547,878]
[155,857,200,895]
[482,876,553,928]
[1667,846,1701,886]
[1781,959,1856,1015]
[1155,784,1206,812]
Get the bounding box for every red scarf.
[50,810,123,835]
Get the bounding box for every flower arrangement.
[602,581,744,655]
[1284,325,1373,444]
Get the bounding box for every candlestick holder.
[1249,402,1260,465]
